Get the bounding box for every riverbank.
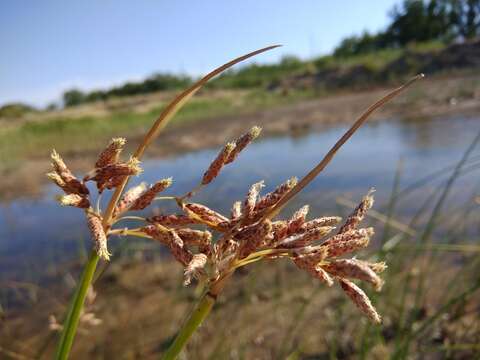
[1,72,479,201]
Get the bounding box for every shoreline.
[1,73,480,201]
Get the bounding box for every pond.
[1,114,479,290]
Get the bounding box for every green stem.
[161,292,216,360]
[55,251,99,360]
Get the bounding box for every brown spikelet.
[47,171,66,188]
[225,126,262,164]
[95,137,126,168]
[184,203,229,226]
[238,220,273,258]
[201,142,236,185]
[89,157,142,192]
[295,245,330,264]
[279,225,335,248]
[90,157,142,182]
[49,151,89,195]
[293,257,333,286]
[271,220,289,243]
[184,253,208,286]
[113,182,147,217]
[243,181,264,220]
[177,228,212,254]
[339,279,382,324]
[86,212,110,261]
[104,176,125,192]
[255,177,298,212]
[321,228,374,258]
[312,264,334,286]
[368,261,388,274]
[50,149,70,175]
[167,230,193,266]
[287,205,309,235]
[57,194,90,209]
[300,216,342,232]
[322,259,384,291]
[48,171,88,196]
[338,189,374,234]
[130,178,172,211]
[148,214,201,227]
[231,201,242,220]
[65,178,89,196]
[140,225,171,245]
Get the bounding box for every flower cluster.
[48,126,386,323]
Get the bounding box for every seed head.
[255,177,298,212]
[177,228,212,251]
[293,257,333,286]
[50,149,69,175]
[338,189,374,234]
[321,228,374,258]
[130,178,172,211]
[271,220,289,243]
[243,181,264,220]
[167,230,193,266]
[48,150,89,195]
[339,279,382,324]
[184,253,208,286]
[88,157,142,192]
[287,205,309,235]
[368,261,388,274]
[322,259,384,291]
[148,214,201,227]
[300,216,342,232]
[225,126,262,164]
[279,225,335,249]
[86,212,110,261]
[184,203,229,226]
[113,182,148,218]
[56,194,90,209]
[95,137,126,168]
[238,220,273,258]
[92,157,142,180]
[140,224,171,245]
[201,142,236,185]
[293,245,329,264]
[47,171,66,188]
[231,201,242,220]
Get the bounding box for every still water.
[1,114,479,285]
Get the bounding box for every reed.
[47,46,423,359]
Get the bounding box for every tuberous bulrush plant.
[47,44,424,360]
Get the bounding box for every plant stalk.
[55,251,99,360]
[161,292,216,360]
[53,46,279,359]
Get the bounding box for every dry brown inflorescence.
[48,125,386,324]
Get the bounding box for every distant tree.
[279,55,303,69]
[85,90,108,103]
[46,102,58,111]
[386,0,453,46]
[334,31,386,57]
[63,89,86,107]
[0,103,36,118]
[448,0,480,38]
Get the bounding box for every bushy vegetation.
[63,73,192,107]
[0,103,36,118]
[52,0,479,108]
[334,0,480,57]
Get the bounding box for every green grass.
[0,88,317,169]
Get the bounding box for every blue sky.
[0,0,399,107]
